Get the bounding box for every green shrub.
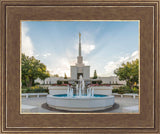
[92,81,96,84]
[119,86,130,93]
[21,85,49,93]
[97,80,102,85]
[119,85,130,90]
[112,88,119,93]
[22,80,27,87]
[64,81,68,84]
[57,80,62,85]
[22,88,49,93]
[133,86,139,94]
[22,89,27,93]
[34,82,40,86]
[118,89,125,94]
[113,85,139,94]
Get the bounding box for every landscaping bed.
[22,85,49,93]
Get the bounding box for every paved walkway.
[21,96,139,113]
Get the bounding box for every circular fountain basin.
[47,94,115,111]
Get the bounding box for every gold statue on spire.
[79,32,81,38]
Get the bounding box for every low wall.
[49,86,67,95]
[48,86,113,95]
[93,86,113,90]
[94,90,112,95]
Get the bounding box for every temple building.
[70,33,90,80]
[35,33,126,85]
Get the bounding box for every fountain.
[47,75,115,111]
[66,75,95,98]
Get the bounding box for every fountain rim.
[47,94,114,100]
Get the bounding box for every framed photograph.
[0,0,159,133]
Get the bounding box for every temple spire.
[79,32,81,56]
[77,32,83,65]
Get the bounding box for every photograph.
[21,21,139,113]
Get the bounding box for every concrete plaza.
[21,96,139,113]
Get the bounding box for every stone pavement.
[21,96,139,113]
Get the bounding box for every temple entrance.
[77,73,83,79]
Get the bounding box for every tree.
[93,70,98,79]
[114,59,139,89]
[53,74,59,77]
[64,73,67,79]
[21,53,50,87]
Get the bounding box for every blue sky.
[21,21,139,77]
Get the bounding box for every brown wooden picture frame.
[0,0,159,133]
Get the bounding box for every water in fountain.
[67,85,73,97]
[87,87,94,97]
[67,75,94,98]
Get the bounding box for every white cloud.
[46,56,76,77]
[21,24,34,57]
[43,52,51,58]
[83,60,89,65]
[75,43,95,55]
[47,58,90,77]
[104,50,139,76]
[82,44,95,54]
[34,54,39,58]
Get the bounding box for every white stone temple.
[70,33,90,80]
[35,33,126,85]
